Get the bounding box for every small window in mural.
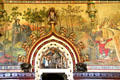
[40,48,67,69]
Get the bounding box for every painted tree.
[23,7,48,27]
[0,9,11,38]
[10,7,22,21]
[0,9,11,55]
[60,5,83,31]
[23,7,48,37]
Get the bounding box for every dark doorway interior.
[42,73,67,80]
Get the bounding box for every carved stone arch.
[19,22,82,80]
[26,30,80,79]
[28,32,80,71]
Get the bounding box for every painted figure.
[12,19,21,45]
[21,25,31,42]
[48,7,57,24]
[95,38,112,58]
[42,48,66,68]
[44,57,49,68]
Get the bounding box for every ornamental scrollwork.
[18,27,47,63]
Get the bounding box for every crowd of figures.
[41,49,67,69]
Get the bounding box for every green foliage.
[0,43,3,50]
[57,5,86,44]
[7,47,26,57]
[22,7,48,25]
[58,5,84,31]
[0,6,22,25]
[3,39,11,45]
[0,10,11,24]
[0,7,24,65]
[61,5,83,16]
[39,7,48,19]
[10,6,22,21]
[12,6,19,11]
[15,48,26,56]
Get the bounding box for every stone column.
[86,1,97,61]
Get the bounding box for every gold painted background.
[0,2,120,65]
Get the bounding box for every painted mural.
[0,1,120,66]
[40,47,67,69]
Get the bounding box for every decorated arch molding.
[30,29,79,69]
[18,23,85,71]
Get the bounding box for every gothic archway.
[18,22,83,80]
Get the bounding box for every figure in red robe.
[95,38,112,57]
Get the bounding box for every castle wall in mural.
[0,2,120,66]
